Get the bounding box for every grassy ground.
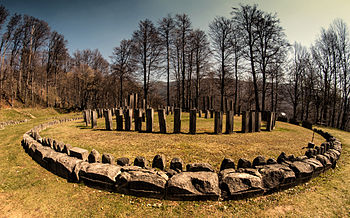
[40,113,324,170]
[0,109,349,217]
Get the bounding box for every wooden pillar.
[255,111,261,132]
[158,109,167,133]
[116,109,123,131]
[225,110,234,134]
[189,109,197,134]
[174,108,181,133]
[241,111,249,133]
[249,111,256,133]
[214,111,223,134]
[91,110,97,129]
[104,109,113,131]
[146,108,154,133]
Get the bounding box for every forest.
[0,4,349,130]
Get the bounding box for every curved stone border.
[21,118,342,201]
[0,119,29,130]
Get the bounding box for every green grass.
[0,109,349,217]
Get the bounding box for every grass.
[40,112,324,170]
[0,109,349,217]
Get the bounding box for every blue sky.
[1,0,350,62]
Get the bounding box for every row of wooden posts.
[83,108,276,134]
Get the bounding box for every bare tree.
[158,14,175,107]
[132,19,163,106]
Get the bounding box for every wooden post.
[225,110,234,134]
[249,111,256,133]
[91,110,97,129]
[146,108,154,133]
[255,111,261,132]
[189,109,197,134]
[214,111,223,134]
[174,108,181,133]
[104,109,113,130]
[158,109,167,133]
[116,109,123,131]
[241,111,249,133]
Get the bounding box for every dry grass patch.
[41,112,323,169]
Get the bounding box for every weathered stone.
[166,172,220,200]
[91,110,97,128]
[214,111,223,134]
[189,109,197,134]
[252,156,266,167]
[266,158,277,164]
[79,163,121,190]
[152,154,166,170]
[277,152,287,164]
[104,109,113,130]
[249,111,256,133]
[115,167,168,198]
[255,111,261,132]
[62,144,72,155]
[43,151,66,174]
[186,163,215,172]
[220,169,263,200]
[174,108,181,133]
[302,158,323,176]
[158,109,167,133]
[116,109,124,131]
[220,158,235,171]
[225,111,234,134]
[146,108,154,133]
[287,161,314,180]
[124,109,132,131]
[88,149,101,163]
[134,156,148,168]
[170,157,184,172]
[134,109,143,132]
[117,157,129,166]
[56,155,83,181]
[56,142,65,152]
[69,147,89,161]
[241,111,249,133]
[32,144,54,168]
[237,158,252,169]
[316,154,332,169]
[258,164,296,190]
[266,111,273,131]
[102,153,115,164]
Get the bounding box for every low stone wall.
[0,119,29,129]
[21,118,342,201]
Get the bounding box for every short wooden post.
[189,109,197,134]
[214,111,223,134]
[174,108,181,133]
[146,108,154,133]
[158,109,167,133]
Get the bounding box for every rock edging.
[21,119,342,201]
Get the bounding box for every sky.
[1,0,350,62]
